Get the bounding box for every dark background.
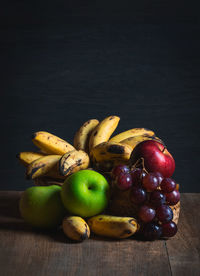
[1,0,200,191]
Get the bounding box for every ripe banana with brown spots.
[45,162,67,179]
[26,155,61,179]
[16,151,46,166]
[89,116,120,152]
[90,141,132,163]
[17,152,66,179]
[62,216,90,242]
[73,119,99,153]
[59,150,90,176]
[32,131,75,155]
[87,215,139,239]
[120,134,164,150]
[109,128,155,143]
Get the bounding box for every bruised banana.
[62,216,90,242]
[109,128,155,143]
[87,215,139,239]
[73,119,99,153]
[26,155,61,179]
[89,115,120,152]
[16,151,46,166]
[59,150,90,176]
[90,142,132,163]
[32,131,75,155]
[120,135,164,150]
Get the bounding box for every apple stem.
[162,146,166,153]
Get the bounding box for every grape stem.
[130,157,148,174]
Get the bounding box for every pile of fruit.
[17,115,180,241]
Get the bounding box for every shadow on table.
[0,192,75,243]
[0,192,166,243]
[51,230,153,244]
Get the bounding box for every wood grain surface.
[0,191,199,276]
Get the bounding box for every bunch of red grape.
[111,164,180,240]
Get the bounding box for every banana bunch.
[73,115,121,171]
[17,150,65,180]
[17,131,90,184]
[17,116,164,183]
[74,116,163,172]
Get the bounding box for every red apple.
[130,140,175,178]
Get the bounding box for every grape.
[143,222,162,240]
[142,173,159,191]
[156,205,173,223]
[165,190,180,205]
[116,173,132,190]
[150,190,166,207]
[111,164,130,179]
[153,172,163,184]
[138,205,156,223]
[130,186,147,205]
[130,168,146,186]
[141,170,147,180]
[130,168,142,186]
[161,221,177,237]
[160,178,176,193]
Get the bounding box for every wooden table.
[0,192,199,276]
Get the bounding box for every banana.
[62,216,90,242]
[89,116,120,152]
[32,131,75,155]
[59,150,90,176]
[16,151,46,166]
[17,151,66,179]
[26,155,61,179]
[109,128,155,143]
[87,215,139,239]
[73,119,99,153]
[46,162,67,179]
[120,135,164,150]
[91,141,132,163]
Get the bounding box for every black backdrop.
[1,0,200,191]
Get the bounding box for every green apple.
[61,170,110,217]
[19,185,66,229]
